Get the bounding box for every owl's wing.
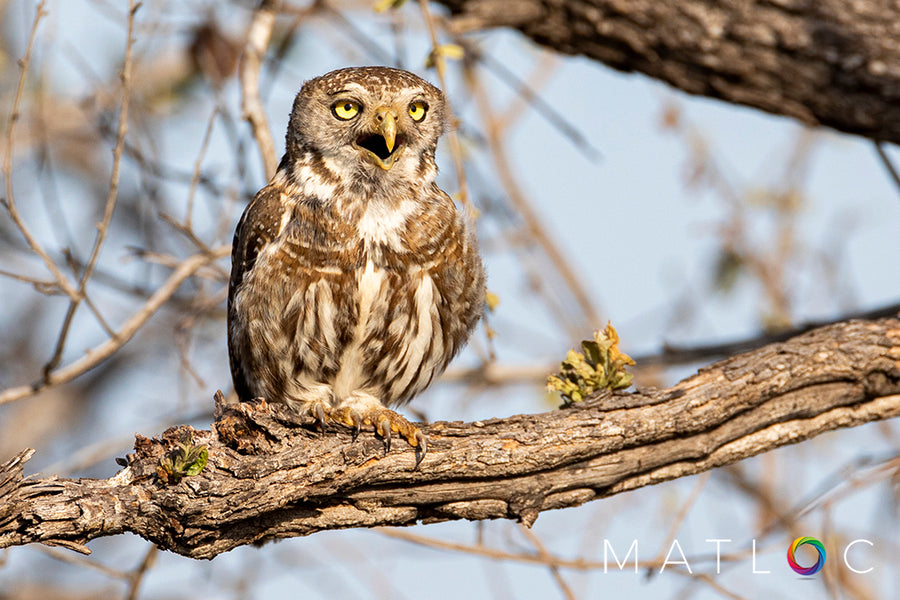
[227,184,287,400]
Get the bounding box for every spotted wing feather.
[227,185,289,402]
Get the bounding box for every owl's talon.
[350,411,362,441]
[313,403,327,430]
[414,432,427,468]
[377,418,392,454]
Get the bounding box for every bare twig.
[42,0,141,379]
[463,61,602,332]
[473,49,600,159]
[1,1,80,301]
[635,301,900,367]
[417,0,472,214]
[185,106,219,228]
[874,141,900,200]
[519,525,577,600]
[650,472,710,567]
[0,246,230,406]
[240,0,278,179]
[38,546,130,580]
[124,545,158,600]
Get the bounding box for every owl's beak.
[377,108,397,154]
[355,107,404,171]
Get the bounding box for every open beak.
[355,107,405,170]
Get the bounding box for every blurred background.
[1,0,899,598]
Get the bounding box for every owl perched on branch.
[227,66,485,463]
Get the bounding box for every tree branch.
[436,0,900,144]
[2,318,899,559]
[240,0,278,180]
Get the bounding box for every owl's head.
[286,66,447,182]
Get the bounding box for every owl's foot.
[332,406,427,467]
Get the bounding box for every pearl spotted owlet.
[227,66,485,462]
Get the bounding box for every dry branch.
[437,0,900,144]
[0,247,231,407]
[1,317,899,559]
[240,0,279,179]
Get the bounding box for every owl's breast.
[230,193,480,406]
[331,255,449,405]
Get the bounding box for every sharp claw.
[414,432,427,469]
[378,419,392,454]
[351,412,362,441]
[314,403,327,430]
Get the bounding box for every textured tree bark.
[1,318,899,559]
[436,0,900,143]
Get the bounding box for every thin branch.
[128,246,226,281]
[440,301,900,392]
[123,545,158,600]
[0,246,230,406]
[42,0,141,379]
[381,527,762,589]
[472,48,600,160]
[184,106,219,229]
[38,546,130,580]
[874,141,900,200]
[519,525,577,600]
[1,317,898,558]
[651,472,709,567]
[240,0,278,180]
[1,1,80,301]
[463,60,602,332]
[417,0,472,214]
[635,301,900,367]
[0,266,56,291]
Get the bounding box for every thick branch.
[437,0,900,143]
[2,318,899,559]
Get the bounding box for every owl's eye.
[332,100,361,120]
[408,101,427,122]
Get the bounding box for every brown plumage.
[227,66,485,460]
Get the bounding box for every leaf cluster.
[547,322,635,406]
[156,435,209,484]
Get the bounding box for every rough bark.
[1,317,899,560]
[437,0,900,143]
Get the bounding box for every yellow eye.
[408,101,427,122]
[332,100,360,120]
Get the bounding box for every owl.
[227,66,485,462]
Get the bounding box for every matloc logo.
[786,537,826,575]
[598,537,874,575]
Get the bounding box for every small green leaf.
[547,322,635,406]
[185,445,208,476]
[582,340,601,366]
[157,435,208,484]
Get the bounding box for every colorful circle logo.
[787,537,826,575]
